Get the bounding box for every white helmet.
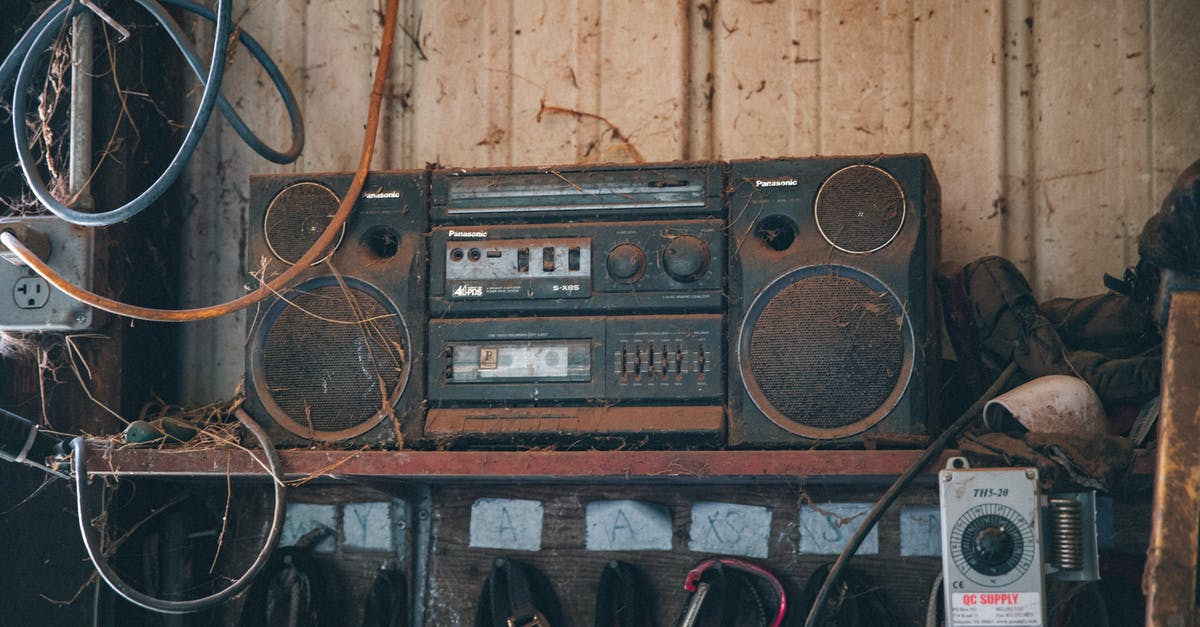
[983,375,1107,435]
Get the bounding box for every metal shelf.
[82,445,1154,483]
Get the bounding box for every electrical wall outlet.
[0,216,94,332]
[13,277,51,309]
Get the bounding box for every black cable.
[0,406,69,480]
[70,408,286,614]
[802,361,1019,627]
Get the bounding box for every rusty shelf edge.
[82,446,1156,482]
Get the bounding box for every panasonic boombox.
[243,156,940,449]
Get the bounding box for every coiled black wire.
[2,0,304,226]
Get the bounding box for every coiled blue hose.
[2,0,304,227]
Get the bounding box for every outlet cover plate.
[0,216,94,331]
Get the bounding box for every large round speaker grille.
[263,182,344,265]
[815,164,906,253]
[253,277,409,441]
[738,265,912,438]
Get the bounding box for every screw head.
[1025,469,1036,480]
[942,472,952,482]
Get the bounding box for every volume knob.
[972,525,1016,569]
[606,243,646,283]
[662,235,709,282]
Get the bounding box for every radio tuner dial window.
[661,235,710,282]
[606,243,647,283]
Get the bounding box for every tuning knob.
[959,512,1024,577]
[661,235,709,282]
[606,243,646,283]
[972,525,1016,570]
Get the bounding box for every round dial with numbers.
[949,503,1036,587]
[661,235,709,282]
[606,243,647,282]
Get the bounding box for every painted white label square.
[688,502,772,558]
[469,498,544,552]
[899,506,941,557]
[799,503,878,555]
[342,502,394,551]
[585,500,673,551]
[281,503,337,553]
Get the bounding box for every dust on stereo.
[244,171,427,448]
[241,156,940,449]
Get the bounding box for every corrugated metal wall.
[180,0,1200,403]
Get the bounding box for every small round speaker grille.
[815,164,906,253]
[740,266,911,437]
[263,182,344,265]
[256,278,408,441]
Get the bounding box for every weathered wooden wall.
[180,0,1200,404]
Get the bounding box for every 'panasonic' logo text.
[363,190,403,199]
[449,230,489,239]
[754,178,799,188]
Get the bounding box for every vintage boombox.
[242,156,940,449]
[424,163,727,443]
